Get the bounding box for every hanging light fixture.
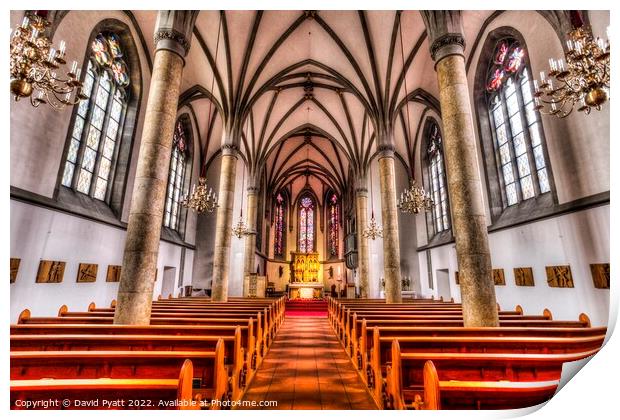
[534,11,610,118]
[396,14,434,215]
[362,117,383,240]
[10,11,88,110]
[232,163,250,239]
[181,13,222,214]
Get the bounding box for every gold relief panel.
[492,269,506,286]
[454,271,459,285]
[10,258,21,283]
[77,263,98,283]
[36,260,66,283]
[590,263,610,289]
[106,265,122,282]
[514,267,535,286]
[545,265,574,288]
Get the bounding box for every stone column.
[243,182,259,296]
[114,11,197,325]
[355,182,370,299]
[377,145,402,303]
[211,144,238,302]
[422,11,499,327]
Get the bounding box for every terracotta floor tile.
[241,315,377,410]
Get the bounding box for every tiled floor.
[241,316,377,410]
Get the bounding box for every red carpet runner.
[285,299,328,317]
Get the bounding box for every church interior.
[8,8,612,412]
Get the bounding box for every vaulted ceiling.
[126,10,572,196]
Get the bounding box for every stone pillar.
[422,11,499,327]
[114,11,197,325]
[355,182,370,299]
[377,145,402,303]
[211,144,238,302]
[243,182,259,295]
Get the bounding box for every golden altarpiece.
[288,251,323,299]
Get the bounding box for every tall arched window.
[273,191,286,258]
[486,38,551,207]
[327,192,339,259]
[61,32,130,202]
[426,122,450,234]
[298,195,315,253]
[163,119,189,231]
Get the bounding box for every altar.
[288,251,323,299]
[288,282,324,299]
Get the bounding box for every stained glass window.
[274,192,286,257]
[486,39,551,207]
[427,122,450,234]
[298,195,315,253]
[164,120,189,231]
[61,31,130,202]
[328,193,339,258]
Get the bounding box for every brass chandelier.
[362,161,383,240]
[398,180,434,214]
[231,166,250,239]
[534,17,610,118]
[10,11,87,110]
[181,177,218,213]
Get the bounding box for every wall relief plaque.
[106,265,122,282]
[10,258,21,283]
[514,267,535,286]
[77,263,98,283]
[36,260,66,283]
[545,265,574,288]
[590,263,610,289]
[492,268,506,285]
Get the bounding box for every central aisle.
[241,316,377,410]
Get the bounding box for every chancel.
[8,8,612,412]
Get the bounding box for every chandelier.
[362,210,383,240]
[534,22,610,118]
[181,177,218,213]
[398,180,434,214]
[231,212,250,239]
[10,11,87,110]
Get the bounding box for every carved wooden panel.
[10,258,21,283]
[106,265,122,282]
[492,269,506,285]
[545,265,574,288]
[590,263,610,289]
[36,260,66,283]
[514,267,535,286]
[77,263,98,283]
[454,271,459,285]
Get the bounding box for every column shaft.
[114,50,184,325]
[355,191,370,298]
[378,155,402,303]
[436,54,499,327]
[211,152,238,302]
[243,190,259,295]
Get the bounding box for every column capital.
[221,143,239,157]
[377,144,395,159]
[355,187,368,197]
[421,11,466,63]
[247,186,260,195]
[154,11,199,59]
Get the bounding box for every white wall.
[417,205,610,326]
[10,200,193,322]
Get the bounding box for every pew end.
[579,313,591,327]
[58,305,68,317]
[88,302,96,312]
[110,299,117,308]
[17,309,31,324]
[543,308,553,320]
[515,305,523,315]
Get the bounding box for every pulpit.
[288,252,323,299]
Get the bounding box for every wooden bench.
[385,341,598,410]
[10,330,246,400]
[10,344,228,409]
[11,359,199,410]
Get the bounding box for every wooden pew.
[11,330,246,401]
[10,343,229,409]
[385,341,597,410]
[11,359,199,410]
[18,309,266,372]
